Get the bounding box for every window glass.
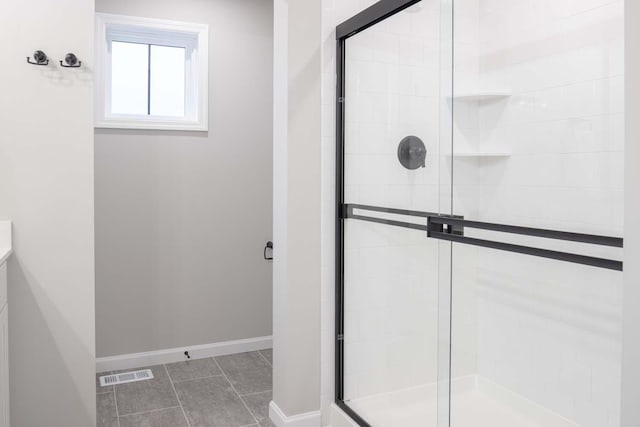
[150,45,186,117]
[111,41,149,115]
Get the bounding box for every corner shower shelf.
[452,91,511,102]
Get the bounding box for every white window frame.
[95,13,209,131]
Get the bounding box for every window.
[95,13,208,131]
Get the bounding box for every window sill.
[95,119,208,132]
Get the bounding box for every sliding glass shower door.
[336,1,454,426]
[446,1,625,426]
[335,1,624,427]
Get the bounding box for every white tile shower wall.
[461,1,624,426]
[449,0,484,384]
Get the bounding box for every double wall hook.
[60,53,81,68]
[26,50,49,66]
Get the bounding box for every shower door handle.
[341,203,623,271]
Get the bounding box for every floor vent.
[99,369,154,387]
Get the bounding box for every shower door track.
[335,1,625,426]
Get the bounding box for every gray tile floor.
[97,349,274,427]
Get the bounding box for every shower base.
[345,375,579,427]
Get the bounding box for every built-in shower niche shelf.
[446,151,511,158]
[451,91,511,102]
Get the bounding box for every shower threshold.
[346,375,581,427]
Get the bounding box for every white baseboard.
[96,335,272,372]
[269,400,322,427]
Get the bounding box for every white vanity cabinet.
[0,221,11,427]
[0,267,7,427]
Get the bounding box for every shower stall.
[334,0,625,426]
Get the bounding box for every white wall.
[621,0,640,425]
[94,0,274,357]
[0,0,96,425]
[272,0,323,421]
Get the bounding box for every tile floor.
[97,349,274,427]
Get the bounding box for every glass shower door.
[447,1,625,427]
[335,1,624,427]
[336,1,454,426]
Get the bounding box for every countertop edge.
[0,221,12,266]
[0,249,11,267]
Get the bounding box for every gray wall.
[95,0,273,357]
[0,0,96,424]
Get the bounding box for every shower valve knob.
[398,136,427,170]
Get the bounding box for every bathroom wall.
[0,0,96,425]
[622,2,640,426]
[94,0,274,357]
[271,0,323,420]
